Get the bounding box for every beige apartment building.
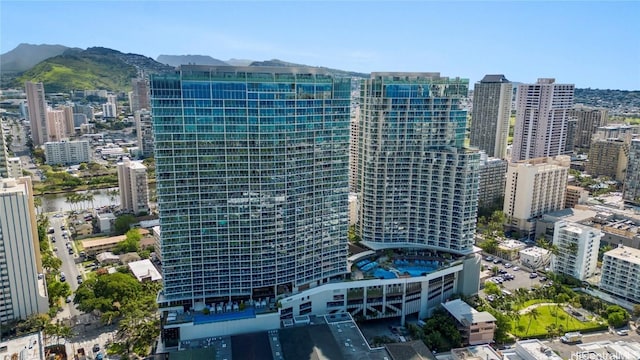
[503,156,570,238]
[565,185,589,208]
[442,299,496,345]
[512,79,574,162]
[25,81,49,146]
[570,106,608,153]
[117,157,149,214]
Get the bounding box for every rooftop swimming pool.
[356,259,440,279]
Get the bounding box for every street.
[49,213,82,319]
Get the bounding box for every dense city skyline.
[1,1,639,90]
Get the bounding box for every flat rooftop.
[172,315,391,360]
[441,299,496,325]
[604,246,640,265]
[0,332,43,360]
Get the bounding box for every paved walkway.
[518,302,557,315]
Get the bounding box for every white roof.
[442,299,496,326]
[128,259,162,282]
[605,246,640,266]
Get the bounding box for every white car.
[513,266,520,271]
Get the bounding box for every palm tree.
[526,308,540,336]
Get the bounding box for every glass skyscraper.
[151,66,351,308]
[356,73,479,255]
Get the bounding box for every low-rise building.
[451,345,502,360]
[97,212,116,233]
[496,239,527,261]
[502,339,563,360]
[6,157,22,179]
[519,246,551,270]
[80,228,150,256]
[565,185,589,209]
[600,246,640,305]
[441,299,496,345]
[128,259,162,282]
[44,140,91,165]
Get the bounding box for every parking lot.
[480,255,552,297]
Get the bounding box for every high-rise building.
[623,138,640,206]
[117,157,149,215]
[551,220,601,281]
[25,81,48,146]
[503,156,570,237]
[478,152,507,212]
[470,75,512,158]
[349,106,359,192]
[511,79,575,162]
[44,140,91,165]
[600,246,640,304]
[0,177,49,324]
[356,72,479,255]
[102,95,118,118]
[570,106,608,153]
[46,107,74,142]
[586,139,629,181]
[130,78,151,113]
[151,66,351,308]
[135,109,154,158]
[0,125,9,178]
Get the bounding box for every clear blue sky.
[1,1,639,90]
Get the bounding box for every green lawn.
[512,305,605,337]
[516,299,552,310]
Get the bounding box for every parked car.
[512,266,520,271]
[485,256,494,262]
[529,273,538,279]
[65,296,72,303]
[493,258,502,264]
[93,344,100,353]
[504,263,512,268]
[616,329,629,336]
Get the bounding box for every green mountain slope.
[250,59,368,78]
[14,47,173,93]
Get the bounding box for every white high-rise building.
[25,81,49,146]
[0,177,49,324]
[551,220,601,281]
[135,109,154,158]
[117,157,149,215]
[356,72,480,255]
[503,155,570,237]
[600,246,640,304]
[470,75,512,158]
[511,79,575,162]
[102,94,118,118]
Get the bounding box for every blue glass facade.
[151,66,350,305]
[357,73,479,254]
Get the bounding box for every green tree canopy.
[114,214,136,235]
